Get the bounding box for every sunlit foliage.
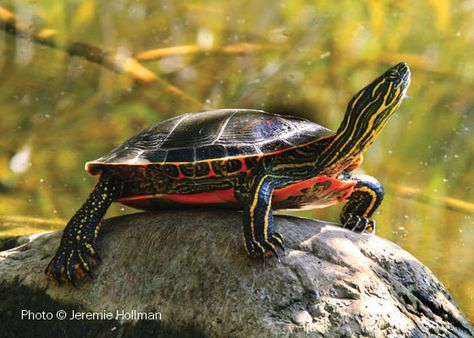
[0,0,472,320]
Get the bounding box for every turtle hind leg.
[45,174,122,285]
[340,175,384,234]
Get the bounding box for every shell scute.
[86,109,333,175]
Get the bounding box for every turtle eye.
[388,70,399,78]
[384,69,402,83]
[384,62,410,86]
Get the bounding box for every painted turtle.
[46,62,411,284]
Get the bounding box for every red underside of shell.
[117,174,356,210]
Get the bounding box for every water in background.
[0,0,472,320]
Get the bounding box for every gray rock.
[0,210,472,337]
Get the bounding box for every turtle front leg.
[340,174,384,234]
[45,174,121,285]
[242,175,285,259]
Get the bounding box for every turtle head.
[316,63,410,174]
[336,62,410,148]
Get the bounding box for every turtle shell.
[86,109,333,175]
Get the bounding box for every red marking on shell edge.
[176,172,187,180]
[117,174,356,209]
[272,174,356,203]
[337,186,354,202]
[206,161,217,178]
[239,157,248,172]
[118,189,238,206]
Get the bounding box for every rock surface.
[0,210,473,337]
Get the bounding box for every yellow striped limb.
[242,175,285,258]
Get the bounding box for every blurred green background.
[0,0,472,321]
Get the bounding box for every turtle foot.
[342,214,376,234]
[251,232,286,261]
[45,241,100,286]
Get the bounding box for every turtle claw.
[271,232,285,253]
[251,232,285,260]
[268,244,280,260]
[69,270,77,288]
[86,243,101,262]
[343,214,376,234]
[51,259,65,284]
[350,215,361,231]
[369,220,376,233]
[45,241,99,285]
